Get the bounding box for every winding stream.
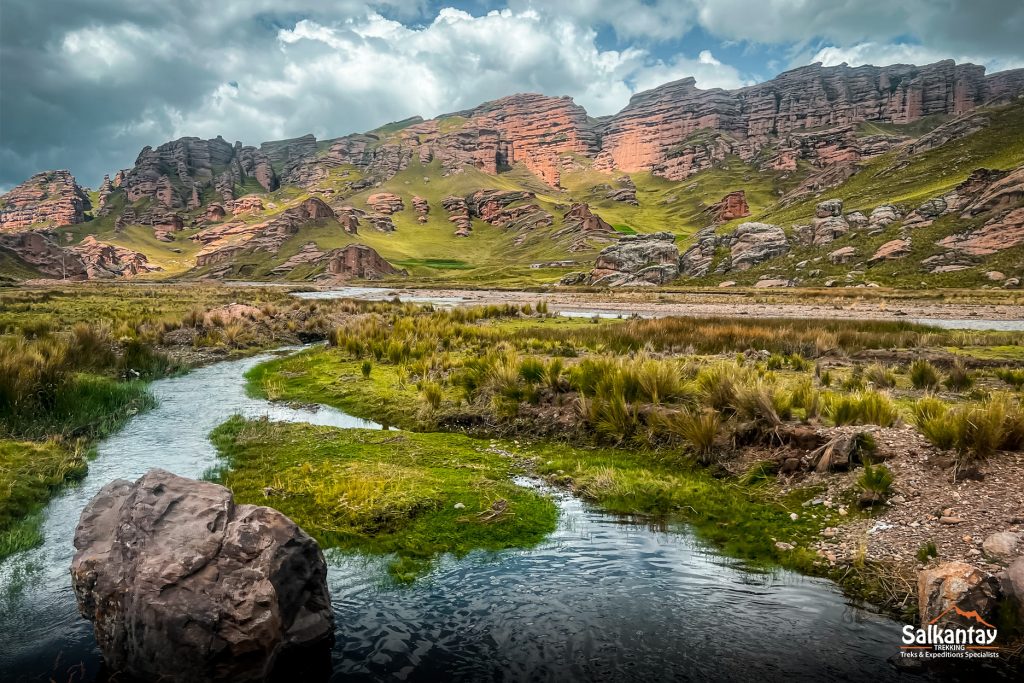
[0,350,913,681]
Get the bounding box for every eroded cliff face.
[595,60,1009,181]
[122,136,279,209]
[0,170,91,230]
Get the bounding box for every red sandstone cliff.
[0,170,91,230]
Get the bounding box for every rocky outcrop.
[587,232,679,287]
[412,196,429,223]
[595,60,1006,181]
[607,176,638,205]
[917,562,1001,628]
[464,189,552,232]
[227,196,265,215]
[678,227,721,277]
[553,203,615,251]
[722,222,789,271]
[829,246,858,265]
[366,192,404,215]
[705,190,750,223]
[442,196,472,236]
[0,170,91,230]
[0,231,87,279]
[194,197,337,267]
[71,469,333,682]
[869,239,912,264]
[123,136,277,209]
[324,244,407,280]
[334,206,362,235]
[71,236,161,278]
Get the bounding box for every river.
[0,350,917,681]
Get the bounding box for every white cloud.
[811,42,1024,74]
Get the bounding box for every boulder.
[589,232,679,287]
[815,198,843,218]
[917,562,1001,627]
[845,211,868,229]
[679,227,720,277]
[553,203,615,251]
[829,246,858,265]
[411,196,429,223]
[999,557,1024,625]
[868,205,901,229]
[869,239,911,264]
[441,196,472,236]
[72,236,161,279]
[753,278,792,288]
[71,469,334,682]
[811,215,849,244]
[725,222,789,271]
[706,190,750,223]
[982,531,1020,563]
[324,244,407,280]
[366,192,404,215]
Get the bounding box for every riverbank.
[236,306,1024,636]
[294,285,1024,325]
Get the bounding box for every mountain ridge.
[1,58,1023,289]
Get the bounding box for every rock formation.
[72,236,160,278]
[553,203,615,251]
[705,190,750,223]
[721,222,790,272]
[0,231,87,279]
[366,192,404,215]
[71,469,334,682]
[917,562,1001,627]
[0,170,91,230]
[587,232,680,286]
[442,196,473,236]
[324,244,407,280]
[595,60,1009,181]
[412,196,429,223]
[123,136,277,209]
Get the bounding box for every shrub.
[995,368,1024,389]
[943,360,974,392]
[695,363,744,413]
[734,380,785,427]
[857,461,893,496]
[824,391,898,427]
[864,363,897,389]
[636,359,682,405]
[910,359,940,390]
[660,409,721,462]
[361,360,372,379]
[518,357,545,384]
[419,380,443,411]
[916,540,938,563]
[789,378,821,421]
[544,358,563,390]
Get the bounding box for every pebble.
[939,516,964,525]
[454,503,466,510]
[790,513,799,521]
[838,508,848,516]
[775,541,795,551]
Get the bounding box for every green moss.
[208,416,558,581]
[0,440,86,559]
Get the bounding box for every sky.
[1,0,1022,191]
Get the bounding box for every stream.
[0,350,914,681]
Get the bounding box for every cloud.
[1,0,1021,191]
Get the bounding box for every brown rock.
[553,203,615,251]
[829,246,858,265]
[918,562,1000,627]
[705,190,750,223]
[71,469,333,682]
[412,196,429,223]
[869,239,911,264]
[226,196,265,215]
[724,222,789,271]
[442,196,472,236]
[71,236,160,278]
[324,243,407,280]
[0,170,91,230]
[0,230,88,279]
[366,192,404,215]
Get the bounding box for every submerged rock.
[71,469,334,682]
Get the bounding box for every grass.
[0,440,86,559]
[208,416,558,581]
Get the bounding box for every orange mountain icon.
[929,605,996,629]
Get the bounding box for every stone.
[553,203,615,251]
[705,190,750,223]
[869,239,911,264]
[411,196,429,223]
[982,531,1020,563]
[718,280,736,288]
[71,469,333,682]
[678,227,720,277]
[588,232,679,287]
[753,278,792,288]
[815,199,843,218]
[366,192,404,215]
[0,170,91,230]
[725,222,789,271]
[939,516,965,525]
[985,270,1006,281]
[323,244,407,280]
[999,557,1024,624]
[868,205,901,229]
[829,246,858,265]
[775,541,795,551]
[72,236,161,279]
[918,562,1000,627]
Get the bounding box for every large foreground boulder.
[588,232,680,286]
[71,469,334,682]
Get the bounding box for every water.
[0,350,915,681]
